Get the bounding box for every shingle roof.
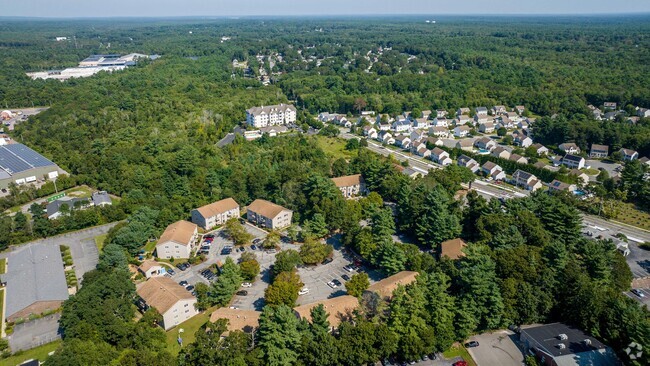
[247,199,291,219]
[136,276,195,314]
[440,238,467,260]
[158,220,197,246]
[293,295,359,327]
[209,307,261,333]
[366,271,419,299]
[246,103,296,116]
[483,161,498,170]
[590,144,609,152]
[138,260,163,272]
[195,198,240,219]
[331,174,363,188]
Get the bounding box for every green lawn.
[94,234,107,253]
[582,168,600,175]
[0,258,6,274]
[144,240,158,253]
[165,306,218,355]
[0,340,62,366]
[0,288,5,331]
[614,202,650,231]
[313,136,355,160]
[443,344,477,366]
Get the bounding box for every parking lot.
[465,330,524,366]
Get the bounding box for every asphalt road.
[466,330,524,366]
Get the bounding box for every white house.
[412,118,430,129]
[246,104,297,128]
[378,131,394,145]
[429,126,450,138]
[481,161,506,180]
[138,260,166,279]
[456,107,470,116]
[559,143,581,155]
[363,126,378,139]
[457,155,480,173]
[637,108,650,118]
[473,115,489,125]
[392,120,411,133]
[512,170,543,191]
[156,221,199,260]
[433,117,449,127]
[479,122,495,134]
[247,199,293,229]
[453,125,471,138]
[531,143,549,156]
[619,148,639,161]
[416,147,431,158]
[410,130,427,141]
[562,154,585,169]
[491,105,507,115]
[436,110,448,118]
[474,137,497,151]
[491,146,511,160]
[456,115,472,125]
[430,148,452,166]
[455,139,474,152]
[475,107,488,116]
[136,277,199,330]
[332,174,367,199]
[515,136,533,148]
[394,135,411,149]
[191,198,240,231]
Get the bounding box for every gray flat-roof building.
[1,244,69,322]
[0,143,61,190]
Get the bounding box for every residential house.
[455,139,474,152]
[293,296,359,329]
[420,110,432,119]
[416,147,431,158]
[429,126,450,138]
[627,116,640,125]
[91,191,112,207]
[479,121,495,134]
[376,120,391,131]
[138,260,166,278]
[475,106,488,116]
[332,174,367,199]
[332,117,351,128]
[603,101,617,110]
[191,197,240,230]
[562,154,585,169]
[365,271,419,300]
[497,116,514,129]
[429,137,445,147]
[453,125,471,138]
[512,170,542,191]
[474,137,497,151]
[637,108,650,118]
[517,120,530,130]
[317,112,339,122]
[456,107,470,116]
[589,144,609,159]
[619,148,639,161]
[491,105,507,115]
[247,199,293,229]
[436,110,448,118]
[457,155,480,173]
[394,135,411,149]
[156,220,199,260]
[456,115,472,125]
[491,146,511,160]
[473,114,489,125]
[433,117,449,127]
[570,169,590,185]
[410,139,426,153]
[639,156,650,166]
[392,120,411,133]
[531,143,549,156]
[506,111,520,121]
[515,105,525,114]
[431,147,452,166]
[136,277,199,330]
[246,104,297,128]
[603,111,620,121]
[439,238,467,260]
[46,196,90,219]
[482,161,506,180]
[362,125,377,139]
[558,143,581,155]
[401,167,422,179]
[520,323,619,366]
[378,130,395,145]
[515,135,533,148]
[509,154,529,164]
[210,308,261,334]
[410,130,427,141]
[412,118,429,129]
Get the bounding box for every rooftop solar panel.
[0,144,56,176]
[4,144,55,168]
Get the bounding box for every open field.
[313,135,355,160]
[165,306,218,355]
[614,203,650,231]
[443,344,478,366]
[0,258,6,274]
[94,234,107,253]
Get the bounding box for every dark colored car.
[186,285,194,291]
[341,274,350,281]
[179,280,188,287]
[236,290,248,296]
[465,341,479,348]
[332,279,342,287]
[204,234,215,238]
[253,238,262,244]
[251,245,257,250]
[166,269,176,276]
[321,258,333,265]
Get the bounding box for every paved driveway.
[8,313,61,352]
[466,330,524,366]
[586,159,622,177]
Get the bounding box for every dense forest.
[0,16,649,366]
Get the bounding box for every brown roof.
[331,174,363,188]
[136,276,195,314]
[195,198,240,218]
[138,260,162,272]
[209,307,261,333]
[158,220,197,246]
[440,238,467,260]
[366,271,419,299]
[247,199,291,219]
[293,295,359,327]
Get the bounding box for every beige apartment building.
[136,276,198,330]
[246,199,293,229]
[191,197,240,230]
[331,174,367,199]
[155,220,198,259]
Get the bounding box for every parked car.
[332,279,342,287]
[631,289,645,298]
[341,274,350,281]
[344,265,355,272]
[204,234,215,238]
[166,269,176,276]
[241,282,252,288]
[465,341,480,348]
[236,290,248,296]
[452,361,467,366]
[253,238,262,244]
[179,280,189,287]
[327,281,338,289]
[266,249,277,254]
[185,285,194,291]
[200,246,210,251]
[321,257,333,265]
[251,245,257,250]
[298,288,310,295]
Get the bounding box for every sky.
[1,0,650,18]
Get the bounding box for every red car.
[453,361,467,366]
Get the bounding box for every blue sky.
[1,0,649,18]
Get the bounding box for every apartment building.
[246,199,293,229]
[245,103,297,128]
[191,197,241,230]
[136,277,198,330]
[155,220,198,259]
[331,174,367,199]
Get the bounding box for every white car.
[298,288,310,295]
[241,282,252,288]
[327,281,338,289]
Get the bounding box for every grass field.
[443,343,477,366]
[0,340,61,366]
[0,258,6,274]
[144,240,158,253]
[313,135,355,160]
[94,234,107,253]
[0,288,5,333]
[165,306,218,355]
[614,202,650,231]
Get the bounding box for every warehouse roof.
[0,143,56,176]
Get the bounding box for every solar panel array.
[0,143,56,176]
